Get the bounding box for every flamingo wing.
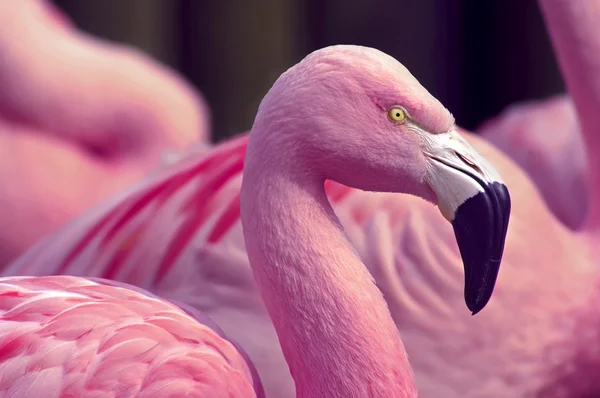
[0,275,262,397]
[2,135,248,289]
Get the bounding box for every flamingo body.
[0,275,262,397]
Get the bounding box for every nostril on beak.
[455,151,483,175]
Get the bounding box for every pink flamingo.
[0,0,210,267]
[0,45,511,397]
[478,95,587,229]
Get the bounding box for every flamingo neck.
[538,1,600,230]
[240,145,417,398]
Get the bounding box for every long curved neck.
[538,1,600,230]
[240,135,417,398]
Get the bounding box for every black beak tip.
[452,182,511,316]
[467,293,491,316]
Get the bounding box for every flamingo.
[5,2,600,397]
[0,0,210,267]
[478,95,587,230]
[0,45,511,397]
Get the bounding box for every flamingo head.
[252,45,511,314]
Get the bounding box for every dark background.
[52,0,565,141]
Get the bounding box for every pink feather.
[0,275,263,397]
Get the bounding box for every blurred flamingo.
[0,0,210,266]
[479,94,587,229]
[0,46,512,397]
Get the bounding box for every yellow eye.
[387,107,406,123]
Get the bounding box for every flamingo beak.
[424,130,511,315]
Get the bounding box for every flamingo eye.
[387,106,406,123]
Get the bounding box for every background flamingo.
[479,95,587,230]
[0,0,210,267]
[0,45,512,397]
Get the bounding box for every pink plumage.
[478,95,587,229]
[0,0,210,267]
[4,0,600,396]
[0,275,262,397]
[8,9,600,392]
